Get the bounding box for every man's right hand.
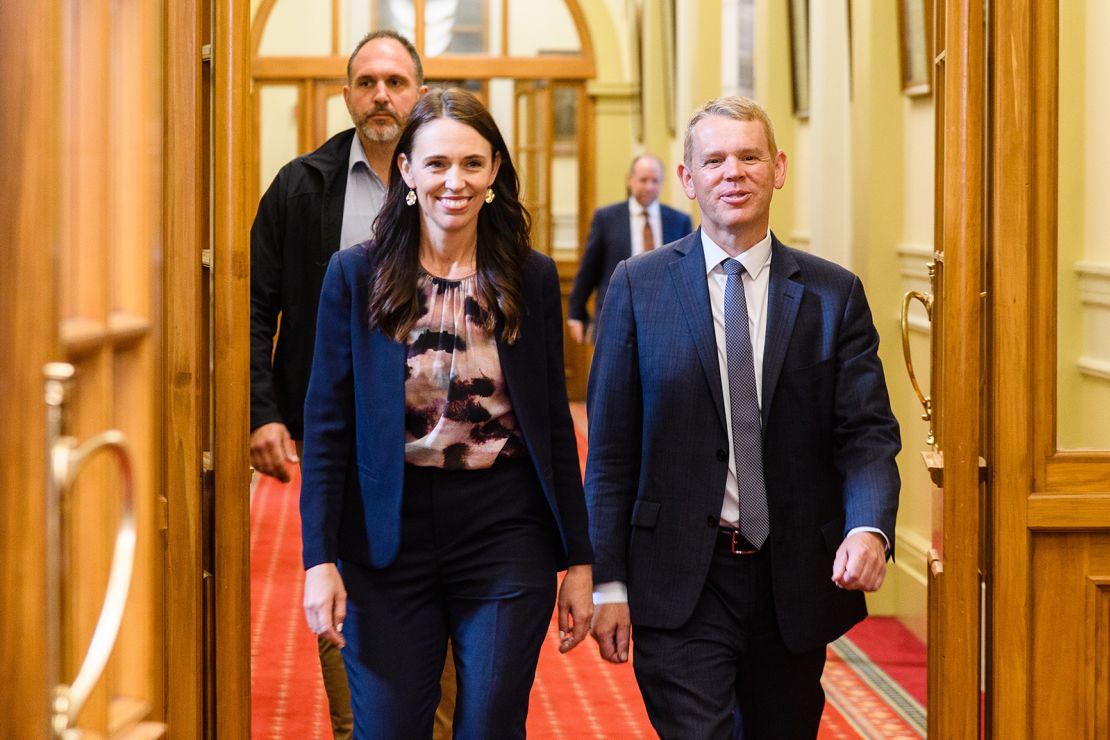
[591,602,631,663]
[249,421,298,483]
[567,319,587,344]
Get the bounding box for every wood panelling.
[252,54,595,80]
[1028,493,1110,529]
[1089,576,1110,740]
[1046,455,1110,491]
[1029,536,1110,736]
[212,0,252,736]
[989,0,1037,735]
[0,1,60,735]
[164,0,207,734]
[929,0,985,735]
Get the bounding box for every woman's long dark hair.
[367,88,532,344]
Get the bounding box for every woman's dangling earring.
[405,189,417,206]
[484,188,495,204]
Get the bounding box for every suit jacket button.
[716,449,727,462]
[706,515,718,528]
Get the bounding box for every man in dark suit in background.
[249,30,430,740]
[586,96,901,738]
[566,154,692,343]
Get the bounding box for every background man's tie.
[642,209,654,251]
[721,258,770,548]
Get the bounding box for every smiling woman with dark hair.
[299,88,593,739]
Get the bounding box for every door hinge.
[201,249,213,268]
[158,497,169,533]
[201,44,212,62]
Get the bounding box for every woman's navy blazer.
[300,243,593,572]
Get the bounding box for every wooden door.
[988,1,1110,736]
[1,1,251,737]
[921,0,986,736]
[925,0,1110,736]
[1,2,168,736]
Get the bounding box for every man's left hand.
[831,531,887,591]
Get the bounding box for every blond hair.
[682,96,778,165]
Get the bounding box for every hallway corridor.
[249,408,926,738]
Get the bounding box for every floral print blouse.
[403,271,527,469]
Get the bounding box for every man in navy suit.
[566,154,692,343]
[586,97,901,738]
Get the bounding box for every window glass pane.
[259,85,301,195]
[507,0,580,55]
[326,91,353,141]
[487,78,515,151]
[340,0,371,54]
[428,0,489,55]
[1057,0,1110,449]
[376,0,415,47]
[551,85,579,261]
[258,0,331,56]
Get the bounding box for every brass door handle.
[900,290,935,444]
[44,364,137,738]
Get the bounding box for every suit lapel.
[668,231,727,431]
[761,237,803,426]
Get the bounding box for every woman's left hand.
[556,564,594,653]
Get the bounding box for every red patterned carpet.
[251,418,925,738]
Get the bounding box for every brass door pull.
[901,289,935,444]
[44,364,137,738]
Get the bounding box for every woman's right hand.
[304,563,347,647]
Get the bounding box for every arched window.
[250,0,595,261]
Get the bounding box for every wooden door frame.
[164,0,251,737]
[213,0,253,737]
[988,0,1040,735]
[929,0,986,736]
[164,0,207,735]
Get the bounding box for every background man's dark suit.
[566,200,692,327]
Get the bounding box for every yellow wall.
[753,0,937,632]
[1059,0,1110,450]
[845,0,932,635]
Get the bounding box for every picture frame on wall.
[787,0,810,118]
[898,0,933,96]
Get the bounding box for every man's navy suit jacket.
[567,200,693,324]
[300,244,593,572]
[585,231,901,653]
